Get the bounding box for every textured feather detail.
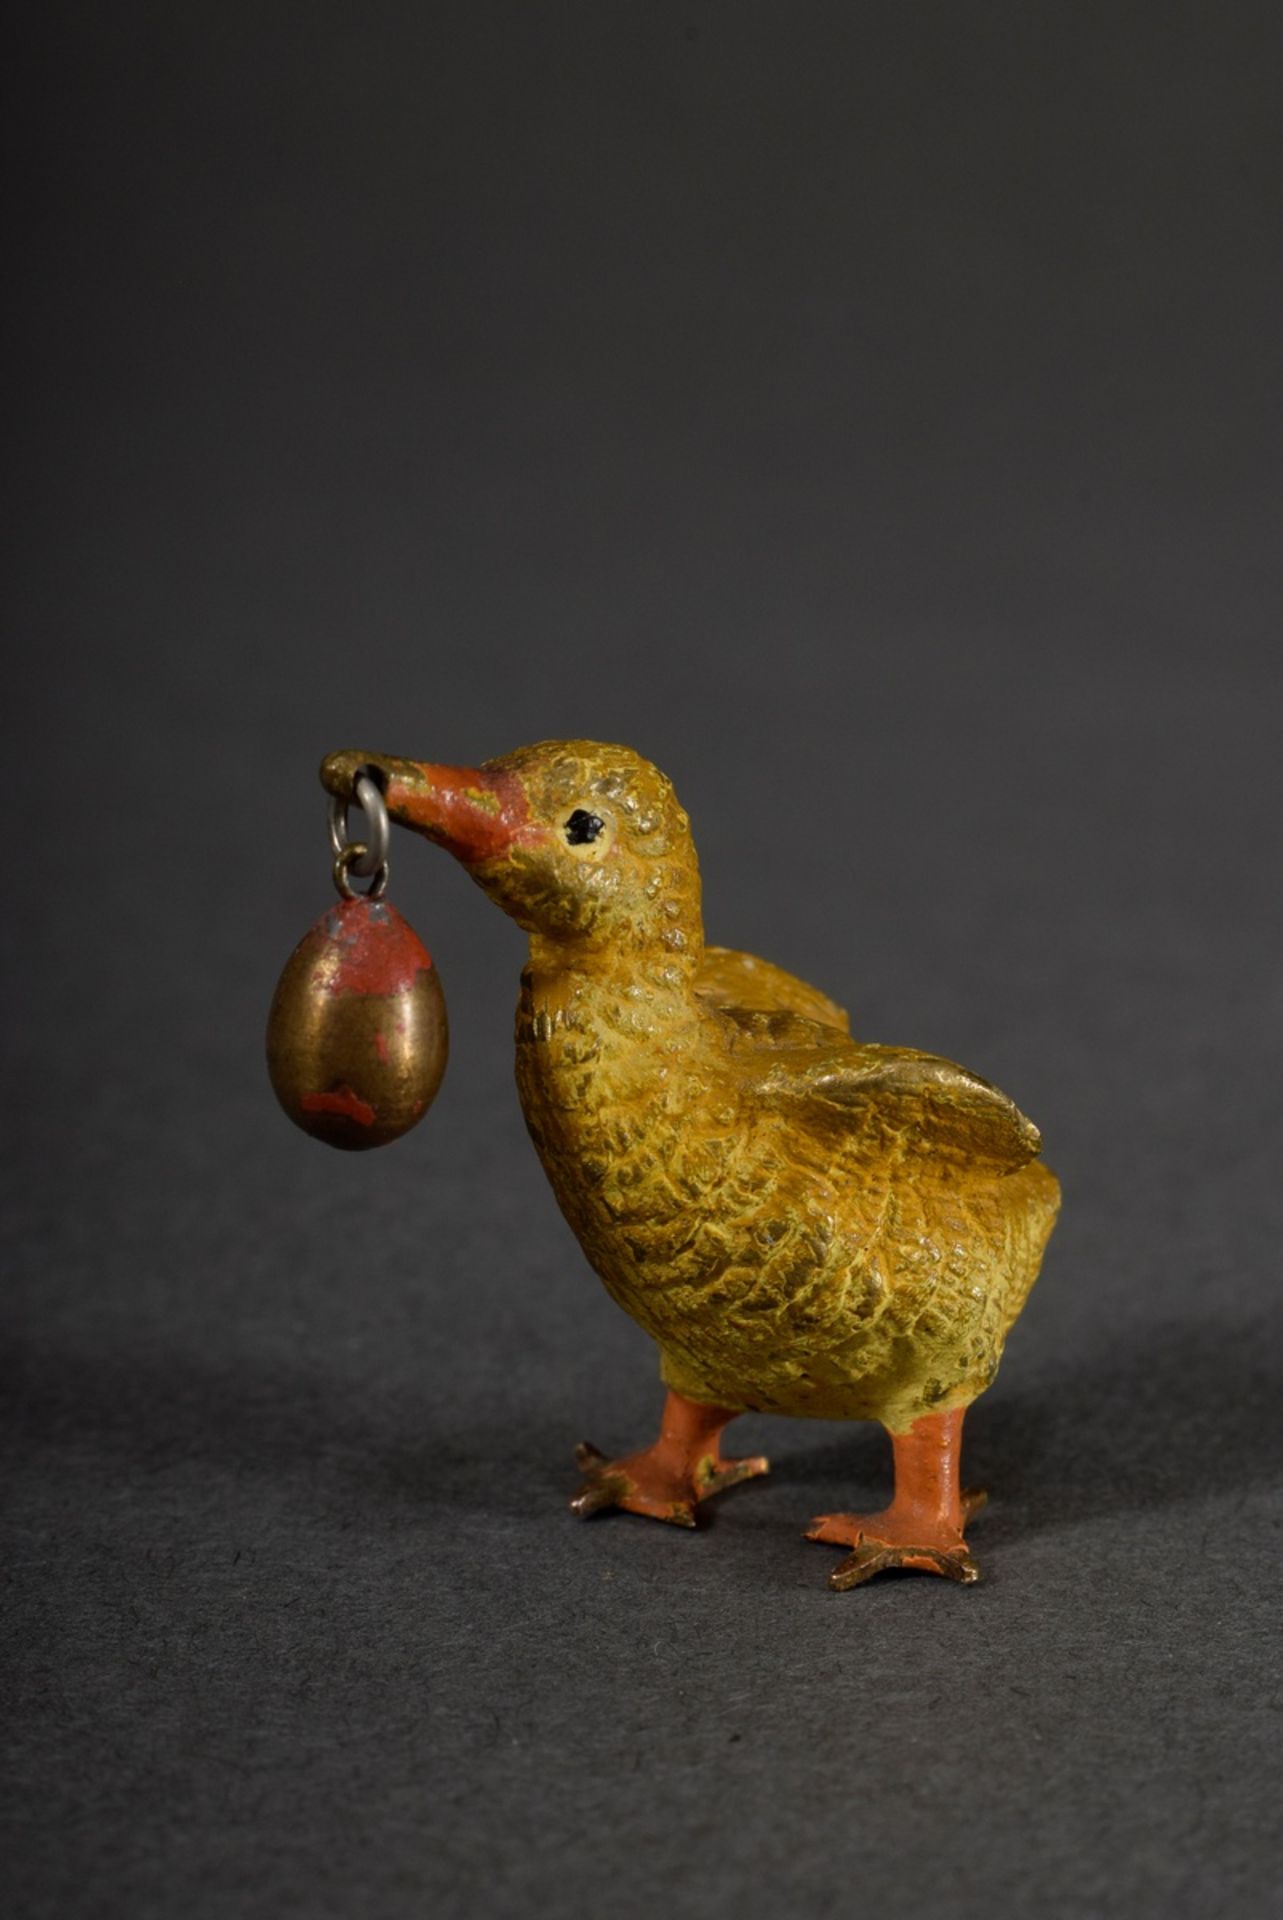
[695,946,850,1032]
[746,1039,1043,1172]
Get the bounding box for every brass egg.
[266,896,448,1149]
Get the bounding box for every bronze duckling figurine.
[322,740,1060,1588]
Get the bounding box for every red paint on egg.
[319,897,434,997]
[300,1086,377,1127]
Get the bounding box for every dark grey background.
[4,4,1281,1916]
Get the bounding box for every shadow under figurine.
[319,740,1060,1590]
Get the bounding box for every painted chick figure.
[322,740,1059,1588]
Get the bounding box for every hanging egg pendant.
[266,893,448,1150]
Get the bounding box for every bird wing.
[695,945,850,1033]
[736,1029,1043,1173]
[696,949,1035,1171]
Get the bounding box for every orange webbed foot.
[570,1437,770,1528]
[805,1498,984,1589]
[805,1410,987,1590]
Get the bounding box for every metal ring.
[333,843,390,901]
[328,772,390,878]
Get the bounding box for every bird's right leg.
[571,1389,769,1528]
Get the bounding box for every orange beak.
[320,750,531,865]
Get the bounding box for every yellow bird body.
[321,738,1061,1586]
[517,941,1059,1436]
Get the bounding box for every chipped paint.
[315,897,433,998]
[300,1085,376,1127]
[391,763,532,863]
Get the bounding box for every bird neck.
[520,930,705,1057]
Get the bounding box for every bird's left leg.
[807,1406,985,1588]
[571,1389,769,1528]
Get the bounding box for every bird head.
[321,740,702,969]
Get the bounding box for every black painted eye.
[564,808,606,846]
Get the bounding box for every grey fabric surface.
[4,5,1281,1916]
